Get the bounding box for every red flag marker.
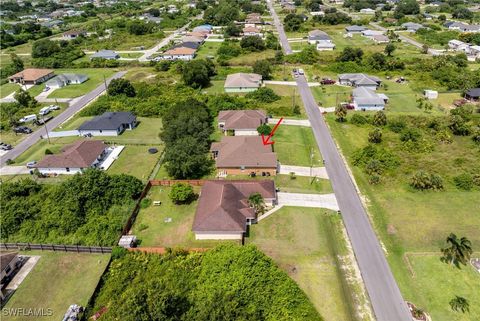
[261,117,283,145]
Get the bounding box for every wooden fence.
[120,180,153,236]
[0,243,112,253]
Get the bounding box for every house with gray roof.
[224,73,262,92]
[78,112,137,136]
[401,22,425,32]
[308,30,332,44]
[90,50,120,60]
[338,73,381,90]
[352,87,388,111]
[45,73,88,89]
[345,25,366,33]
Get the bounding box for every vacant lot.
[108,145,163,181]
[4,251,109,321]
[0,83,20,98]
[275,174,332,194]
[247,207,354,321]
[274,125,323,166]
[47,68,117,98]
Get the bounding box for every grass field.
[47,68,117,98]
[108,144,163,181]
[195,41,222,59]
[274,125,323,166]
[326,113,480,319]
[131,186,227,248]
[0,83,20,98]
[275,174,333,194]
[247,207,355,321]
[119,52,143,58]
[228,49,276,66]
[3,251,109,321]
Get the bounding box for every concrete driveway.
[0,166,30,175]
[268,118,311,127]
[278,165,329,179]
[277,192,339,211]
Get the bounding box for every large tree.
[182,60,214,89]
[252,59,272,80]
[107,78,136,97]
[441,233,473,268]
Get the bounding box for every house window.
[240,165,245,171]
[66,168,70,172]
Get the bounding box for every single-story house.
[308,29,331,44]
[172,41,201,50]
[35,140,109,175]
[192,180,277,240]
[316,40,335,50]
[372,34,390,44]
[8,68,54,85]
[345,25,366,33]
[243,25,262,37]
[448,39,469,52]
[362,29,384,39]
[360,8,376,14]
[224,73,262,92]
[63,30,86,40]
[310,11,325,16]
[465,88,480,101]
[401,22,424,32]
[447,22,480,33]
[210,136,278,176]
[246,12,262,24]
[192,24,212,34]
[160,46,196,60]
[338,73,381,90]
[1,251,20,287]
[45,73,89,89]
[424,90,438,99]
[468,45,480,59]
[352,87,388,111]
[181,35,204,44]
[186,31,208,39]
[218,110,267,135]
[90,50,120,60]
[78,111,136,136]
[140,14,162,23]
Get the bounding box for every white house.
[424,90,438,99]
[448,39,469,52]
[78,112,137,136]
[45,74,88,89]
[352,87,388,111]
[360,8,376,14]
[316,40,335,50]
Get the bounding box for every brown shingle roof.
[192,180,276,233]
[36,140,107,169]
[8,69,54,82]
[243,26,261,33]
[163,46,196,56]
[224,73,262,88]
[211,136,277,168]
[218,110,266,130]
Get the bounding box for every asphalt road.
[266,1,412,319]
[0,71,126,166]
[266,0,292,54]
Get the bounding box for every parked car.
[298,68,304,75]
[35,116,53,125]
[0,143,13,150]
[39,106,51,116]
[43,86,50,92]
[13,126,33,134]
[19,114,37,123]
[48,104,60,110]
[26,161,37,168]
[320,78,335,85]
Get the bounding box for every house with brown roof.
[218,110,267,136]
[192,180,277,240]
[242,25,262,37]
[8,68,55,85]
[245,12,262,24]
[35,140,109,175]
[210,136,278,176]
[160,46,196,60]
[224,73,262,92]
[63,29,87,40]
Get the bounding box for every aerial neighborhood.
[0,0,479,320]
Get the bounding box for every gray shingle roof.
[78,112,136,131]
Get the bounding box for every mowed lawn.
[0,82,20,98]
[108,145,163,181]
[274,175,333,194]
[47,68,117,98]
[274,125,323,166]
[131,186,228,248]
[4,251,109,321]
[247,207,354,321]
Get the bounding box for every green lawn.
[108,145,163,181]
[0,83,20,98]
[274,174,333,194]
[274,125,323,166]
[131,186,228,248]
[3,251,109,321]
[47,68,117,98]
[195,42,222,59]
[228,49,276,66]
[311,85,351,108]
[247,207,355,321]
[119,52,143,58]
[12,139,64,165]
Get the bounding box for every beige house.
[192,180,277,240]
[218,110,267,136]
[224,73,262,92]
[8,68,55,85]
[210,136,278,176]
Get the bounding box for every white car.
[39,107,51,116]
[48,105,60,110]
[298,69,305,75]
[26,161,37,168]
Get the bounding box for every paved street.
[266,0,292,54]
[0,71,126,166]
[268,2,412,320]
[0,166,30,175]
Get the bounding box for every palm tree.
[248,193,266,215]
[334,105,347,122]
[449,296,470,313]
[441,233,473,268]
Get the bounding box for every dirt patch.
[387,224,397,235]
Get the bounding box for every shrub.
[372,110,387,126]
[169,183,195,204]
[388,119,406,133]
[107,79,136,97]
[473,174,480,187]
[289,172,296,180]
[246,87,280,103]
[368,174,381,185]
[472,128,480,145]
[140,198,152,209]
[410,171,443,190]
[111,246,128,260]
[453,173,474,191]
[257,124,272,135]
[44,149,53,155]
[352,145,400,170]
[350,113,368,125]
[400,128,421,142]
[365,160,383,175]
[368,128,382,144]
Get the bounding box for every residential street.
[266,0,292,54]
[0,71,126,166]
[267,1,412,320]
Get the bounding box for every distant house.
[246,12,262,24]
[424,90,438,99]
[172,41,201,50]
[40,19,64,28]
[361,29,384,38]
[360,8,376,14]
[192,180,277,240]
[401,22,425,32]
[224,73,262,92]
[78,112,136,136]
[63,30,86,40]
[90,50,120,60]
[352,87,388,111]
[345,25,366,33]
[372,34,390,44]
[139,14,162,24]
[338,73,381,90]
[310,11,325,16]
[465,88,480,101]
[316,40,335,50]
[186,31,208,39]
[243,25,262,37]
[448,39,469,52]
[181,35,205,44]
[210,136,278,176]
[468,45,480,59]
[35,140,109,175]
[447,22,480,33]
[8,68,54,85]
[45,74,88,89]
[192,24,212,34]
[218,110,267,136]
[160,46,196,60]
[308,30,331,44]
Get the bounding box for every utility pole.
[310,147,314,178]
[292,88,295,108]
[42,114,50,144]
[103,75,107,91]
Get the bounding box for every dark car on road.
[0,142,13,150]
[13,126,33,134]
[320,78,336,85]
[35,116,53,126]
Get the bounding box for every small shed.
[424,90,438,99]
[118,235,137,248]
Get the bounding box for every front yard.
[3,251,109,321]
[273,125,323,166]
